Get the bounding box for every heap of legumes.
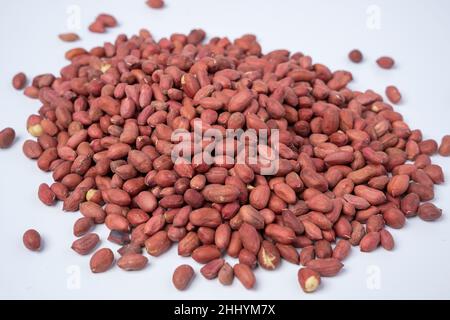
[8,26,448,293]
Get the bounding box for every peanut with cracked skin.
[298,268,321,293]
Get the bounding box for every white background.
[0,0,449,300]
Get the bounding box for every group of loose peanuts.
[1,5,448,294]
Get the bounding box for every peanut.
[23,229,41,251]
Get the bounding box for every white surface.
[0,0,450,300]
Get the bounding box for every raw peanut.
[71,233,100,255]
[387,175,410,197]
[306,258,343,277]
[173,206,192,227]
[89,17,106,33]
[308,212,332,230]
[22,140,43,158]
[266,98,285,119]
[118,243,142,256]
[108,230,130,245]
[334,217,352,239]
[58,33,80,42]
[298,268,321,293]
[265,223,295,244]
[239,205,264,229]
[306,193,333,213]
[79,201,106,224]
[376,56,395,69]
[0,128,16,148]
[144,214,166,236]
[200,258,224,279]
[117,254,148,271]
[366,214,385,233]
[322,107,340,135]
[167,226,186,242]
[258,240,281,270]
[12,72,27,90]
[419,139,438,155]
[228,89,253,112]
[184,189,205,209]
[105,214,130,232]
[215,223,231,250]
[412,170,434,189]
[38,183,56,206]
[90,248,114,273]
[360,232,380,252]
[86,189,101,203]
[233,263,255,289]
[354,185,386,205]
[302,220,323,241]
[227,231,242,258]
[348,49,363,63]
[239,223,261,254]
[173,265,195,290]
[102,188,131,206]
[202,184,240,203]
[418,203,442,222]
[383,207,406,229]
[300,168,328,192]
[386,86,401,104]
[65,47,87,60]
[276,244,299,264]
[249,185,271,209]
[63,188,87,212]
[96,14,117,27]
[178,232,200,257]
[189,208,221,228]
[73,217,94,237]
[182,74,200,98]
[128,150,152,173]
[408,182,434,201]
[423,165,444,184]
[401,193,420,217]
[406,140,420,160]
[197,227,215,245]
[414,154,431,169]
[23,229,41,251]
[438,135,450,156]
[332,239,351,260]
[192,245,221,264]
[134,191,157,213]
[347,165,383,184]
[314,240,332,259]
[285,172,304,192]
[282,210,304,235]
[145,230,171,256]
[380,229,395,250]
[218,262,234,285]
[300,246,315,266]
[24,86,39,98]
[324,151,354,166]
[147,0,165,9]
[234,164,254,183]
[239,249,257,268]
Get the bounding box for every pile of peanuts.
[7,27,449,293]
